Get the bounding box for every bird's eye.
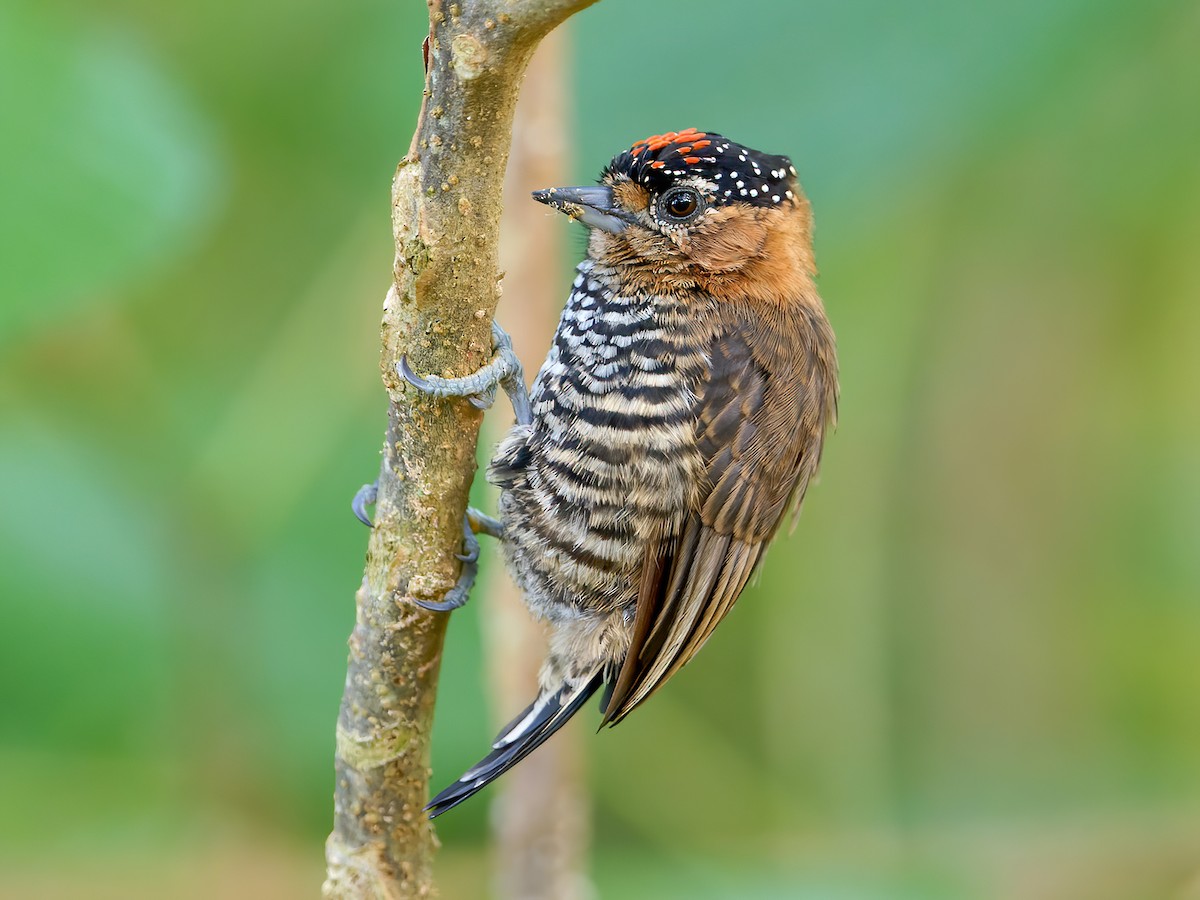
[660,188,702,222]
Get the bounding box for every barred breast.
[489,260,713,639]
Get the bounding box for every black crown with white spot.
[602,128,798,208]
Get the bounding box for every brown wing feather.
[602,300,836,726]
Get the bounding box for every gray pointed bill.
[531,185,636,234]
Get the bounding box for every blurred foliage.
[2,0,1199,897]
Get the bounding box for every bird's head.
[532,129,816,301]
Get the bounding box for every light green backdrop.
[2,0,1198,896]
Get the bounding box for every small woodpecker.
[387,129,838,817]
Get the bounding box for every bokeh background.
[3,0,1199,897]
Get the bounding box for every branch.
[324,1,598,897]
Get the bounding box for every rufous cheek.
[684,208,768,273]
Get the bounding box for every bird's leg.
[415,513,481,612]
[399,320,532,426]
[353,476,502,543]
[467,506,504,540]
[359,321,516,604]
[353,495,493,610]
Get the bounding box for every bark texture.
[484,31,592,900]
[324,2,598,897]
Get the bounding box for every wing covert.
[603,302,836,725]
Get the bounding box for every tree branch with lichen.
[322,1,599,897]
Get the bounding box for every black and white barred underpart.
[492,259,713,623]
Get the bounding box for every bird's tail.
[426,668,606,818]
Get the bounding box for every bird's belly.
[495,346,705,617]
[497,422,696,621]
[491,274,710,622]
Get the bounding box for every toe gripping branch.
[351,494,503,613]
[412,509,503,612]
[398,321,532,427]
[351,322,521,612]
[352,482,377,527]
[413,514,481,612]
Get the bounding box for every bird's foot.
[467,506,503,540]
[415,513,481,612]
[352,481,377,527]
[353,473,500,544]
[399,321,532,426]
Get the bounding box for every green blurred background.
[3,0,1199,896]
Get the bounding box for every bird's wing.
[602,301,836,725]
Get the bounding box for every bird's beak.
[531,186,635,234]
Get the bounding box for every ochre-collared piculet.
[359,129,839,817]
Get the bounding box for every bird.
[389,128,838,817]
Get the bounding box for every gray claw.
[414,589,471,613]
[414,513,479,613]
[456,529,481,564]
[398,356,432,392]
[352,482,378,527]
[414,563,475,610]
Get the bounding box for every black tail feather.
[426,669,605,818]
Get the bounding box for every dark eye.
[660,188,702,222]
